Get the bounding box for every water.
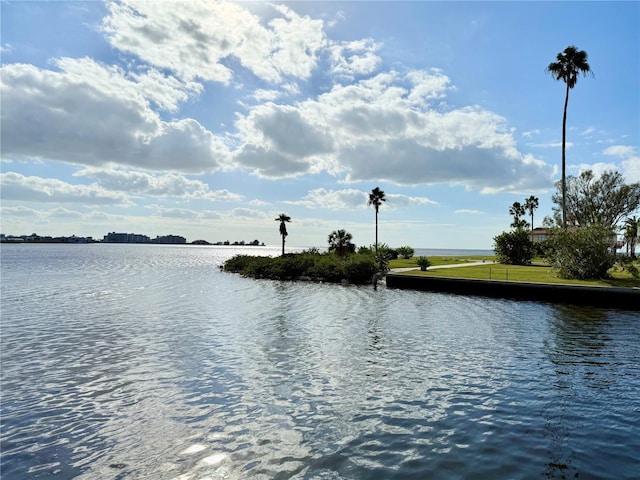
[1,244,638,479]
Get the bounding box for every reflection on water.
[1,244,639,479]
[541,305,639,479]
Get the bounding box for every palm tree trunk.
[375,209,379,254]
[281,235,285,255]
[530,213,534,243]
[561,82,570,230]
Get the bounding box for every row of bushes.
[356,244,415,259]
[494,225,639,280]
[223,252,378,284]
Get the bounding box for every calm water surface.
[1,244,639,479]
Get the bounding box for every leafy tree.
[524,195,539,242]
[546,45,592,229]
[550,170,640,229]
[368,187,386,254]
[328,229,355,256]
[493,229,534,265]
[623,216,639,258]
[544,225,616,279]
[509,201,528,230]
[396,246,415,259]
[275,213,291,255]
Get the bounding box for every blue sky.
[1,1,638,249]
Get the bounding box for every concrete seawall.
[385,274,640,310]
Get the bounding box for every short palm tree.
[328,229,354,256]
[524,195,539,242]
[546,45,592,229]
[275,213,291,255]
[367,187,386,254]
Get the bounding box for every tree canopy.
[550,170,640,229]
[509,201,528,230]
[328,229,355,255]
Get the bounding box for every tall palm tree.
[524,195,539,242]
[624,216,639,258]
[546,45,592,229]
[275,213,291,255]
[367,187,386,254]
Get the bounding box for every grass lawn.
[389,255,495,269]
[401,262,640,289]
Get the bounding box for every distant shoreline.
[0,241,492,255]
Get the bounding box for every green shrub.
[396,246,415,259]
[343,255,377,283]
[615,256,640,278]
[224,254,262,272]
[493,229,534,265]
[307,254,345,282]
[544,225,616,279]
[416,256,432,271]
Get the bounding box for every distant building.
[103,232,151,243]
[530,227,550,243]
[154,235,186,244]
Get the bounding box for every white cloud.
[0,172,133,205]
[603,145,636,158]
[528,141,573,149]
[101,0,326,84]
[284,188,436,210]
[522,129,540,138]
[286,188,367,209]
[233,71,555,192]
[328,38,381,79]
[73,168,243,201]
[602,145,640,182]
[0,61,228,173]
[252,89,283,102]
[386,193,438,207]
[455,209,483,215]
[232,208,269,219]
[145,204,221,220]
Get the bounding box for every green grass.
[401,262,640,289]
[389,255,495,269]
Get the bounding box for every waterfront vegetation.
[224,251,377,284]
[224,176,640,288]
[223,247,640,288]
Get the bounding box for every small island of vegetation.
[224,190,394,285]
[224,249,378,285]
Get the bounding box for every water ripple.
[2,245,639,479]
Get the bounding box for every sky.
[1,1,638,249]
